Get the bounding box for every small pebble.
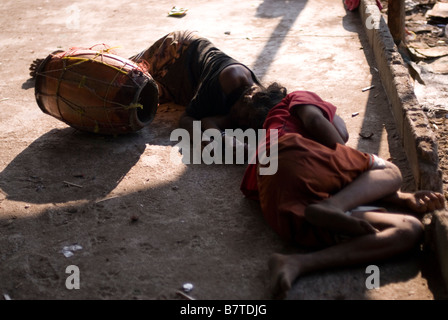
[182,283,194,292]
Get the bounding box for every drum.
[34,46,159,135]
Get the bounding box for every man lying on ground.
[240,88,445,299]
[30,30,284,153]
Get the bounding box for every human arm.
[178,111,231,135]
[178,112,248,156]
[333,114,349,144]
[291,104,346,149]
[178,112,221,150]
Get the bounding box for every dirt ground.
[1,0,448,302]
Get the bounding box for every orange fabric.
[241,91,374,248]
[257,133,372,248]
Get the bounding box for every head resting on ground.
[230,82,287,130]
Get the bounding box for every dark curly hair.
[242,82,287,129]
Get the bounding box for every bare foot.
[305,202,378,236]
[388,191,445,214]
[268,253,301,300]
[406,191,445,213]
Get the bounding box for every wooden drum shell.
[34,49,159,135]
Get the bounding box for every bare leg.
[304,161,402,235]
[268,156,444,299]
[305,204,379,236]
[305,172,445,238]
[311,158,445,215]
[268,211,423,299]
[320,161,403,212]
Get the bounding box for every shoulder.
[219,64,253,95]
[288,91,337,120]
